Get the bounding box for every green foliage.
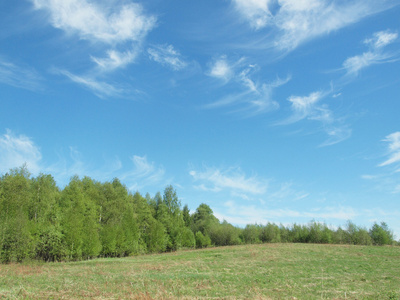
[182,204,192,228]
[181,226,196,248]
[0,166,398,264]
[145,219,168,253]
[0,167,34,262]
[242,224,262,244]
[195,231,211,248]
[370,222,394,245]
[209,220,242,246]
[35,225,65,262]
[260,223,281,243]
[191,203,219,236]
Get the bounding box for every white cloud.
[32,0,157,94]
[287,91,324,121]
[233,0,395,51]
[364,30,398,49]
[320,126,352,147]
[215,201,357,226]
[283,90,334,125]
[121,155,166,191]
[379,132,400,167]
[0,129,42,175]
[343,30,398,76]
[232,0,272,30]
[342,52,379,76]
[361,133,400,195]
[0,58,43,91]
[190,166,268,195]
[32,0,156,44]
[206,57,288,114]
[0,129,167,190]
[56,69,126,98]
[208,56,234,81]
[91,49,138,71]
[148,44,187,71]
[45,146,87,184]
[278,90,351,146]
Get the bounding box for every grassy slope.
[0,243,399,299]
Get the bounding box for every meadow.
[1,243,399,299]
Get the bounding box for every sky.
[1,0,400,238]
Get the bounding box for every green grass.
[1,243,399,299]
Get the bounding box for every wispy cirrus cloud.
[208,55,235,82]
[47,150,166,190]
[0,129,167,191]
[206,56,289,114]
[362,132,400,194]
[342,30,398,77]
[0,129,42,175]
[232,0,273,30]
[215,200,357,226]
[379,132,400,167]
[0,57,43,91]
[365,30,398,49]
[91,48,139,71]
[190,166,268,196]
[55,69,127,98]
[232,0,396,51]
[32,0,157,95]
[31,0,156,44]
[148,44,187,71]
[120,155,166,191]
[285,91,328,123]
[278,90,351,146]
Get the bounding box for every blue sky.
[1,0,400,238]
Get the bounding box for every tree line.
[0,166,397,263]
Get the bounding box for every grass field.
[0,243,399,299]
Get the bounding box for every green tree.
[30,174,63,261]
[195,231,211,248]
[370,222,393,245]
[192,203,219,236]
[242,224,262,244]
[182,204,192,228]
[260,223,281,243]
[60,176,101,260]
[0,166,34,262]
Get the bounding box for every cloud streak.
[148,44,187,71]
[120,155,166,191]
[0,58,43,91]
[206,57,289,114]
[91,48,138,71]
[362,132,400,194]
[32,0,157,96]
[0,130,42,175]
[342,30,398,77]
[277,89,351,146]
[55,69,127,98]
[208,55,235,82]
[215,200,358,226]
[232,0,396,51]
[31,0,156,44]
[190,166,268,195]
[0,129,167,191]
[379,132,400,167]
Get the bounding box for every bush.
[370,222,394,245]
[35,226,65,262]
[195,231,211,248]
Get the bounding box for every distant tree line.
[0,166,397,263]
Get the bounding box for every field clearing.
[0,243,399,299]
